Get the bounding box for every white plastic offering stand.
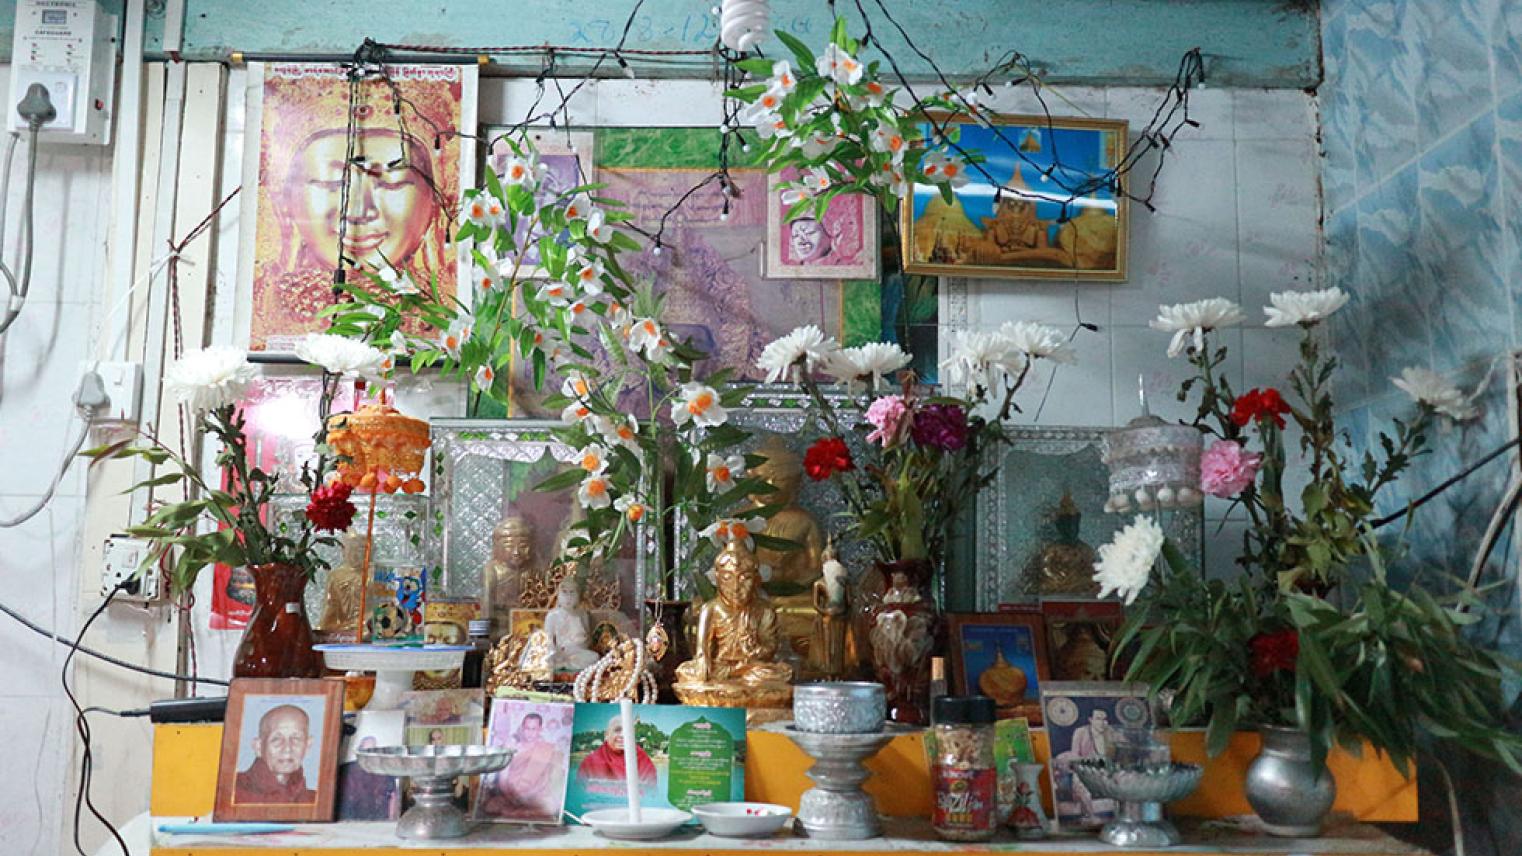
[313,644,472,710]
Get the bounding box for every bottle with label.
[462,618,494,688]
[930,695,999,842]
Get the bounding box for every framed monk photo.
[902,113,1128,281]
[215,678,345,822]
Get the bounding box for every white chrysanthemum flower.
[940,329,1026,392]
[295,333,387,380]
[1392,367,1476,420]
[163,345,257,414]
[671,383,727,428]
[1264,287,1350,328]
[999,321,1077,364]
[825,342,912,391]
[1093,515,1165,605]
[757,325,839,383]
[1150,298,1246,358]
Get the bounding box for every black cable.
[1373,436,1522,529]
[0,592,229,686]
[66,586,131,856]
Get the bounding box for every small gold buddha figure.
[807,544,853,680]
[1026,491,1101,597]
[674,540,794,713]
[316,532,369,641]
[482,515,535,628]
[749,436,826,652]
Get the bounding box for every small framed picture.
[214,678,345,822]
[335,709,405,821]
[1041,599,1127,681]
[765,167,879,279]
[474,699,576,824]
[947,612,1050,724]
[1040,681,1153,831]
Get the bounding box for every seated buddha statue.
[748,436,826,655]
[316,531,369,641]
[482,515,535,630]
[674,540,794,713]
[1025,491,1101,598]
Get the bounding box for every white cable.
[720,0,770,52]
[0,373,105,529]
[0,125,39,337]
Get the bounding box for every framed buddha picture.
[947,612,1050,725]
[901,113,1128,281]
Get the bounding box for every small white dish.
[581,807,692,840]
[691,802,793,838]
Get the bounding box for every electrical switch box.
[100,534,160,602]
[9,0,119,145]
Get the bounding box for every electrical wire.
[0,417,90,528]
[0,124,40,336]
[65,585,131,856]
[0,592,228,686]
[1372,436,1522,529]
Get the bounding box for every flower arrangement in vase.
[1100,287,1522,835]
[87,343,381,677]
[759,320,1075,722]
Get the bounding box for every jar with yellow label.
[929,696,999,841]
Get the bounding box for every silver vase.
[1244,726,1336,837]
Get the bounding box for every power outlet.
[91,361,142,422]
[100,534,160,601]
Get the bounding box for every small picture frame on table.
[214,678,345,822]
[1040,680,1153,831]
[947,612,1049,725]
[1042,599,1127,681]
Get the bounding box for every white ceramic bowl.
[691,802,793,838]
[581,807,692,840]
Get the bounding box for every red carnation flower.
[804,437,855,482]
[1248,629,1299,678]
[306,481,358,532]
[1231,387,1290,430]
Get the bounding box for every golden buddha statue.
[482,515,535,629]
[806,544,853,680]
[674,540,794,714]
[1025,491,1101,597]
[749,436,826,654]
[316,532,369,641]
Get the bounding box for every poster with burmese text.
[244,62,476,352]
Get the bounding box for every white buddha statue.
[543,577,599,673]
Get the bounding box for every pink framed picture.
[765,167,879,279]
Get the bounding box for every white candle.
[619,697,641,823]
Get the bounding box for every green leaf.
[534,468,586,493]
[775,30,816,70]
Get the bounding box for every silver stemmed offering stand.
[1070,759,1203,848]
[775,724,905,839]
[358,746,512,840]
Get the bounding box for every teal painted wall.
[0,0,1320,87]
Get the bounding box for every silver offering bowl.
[767,721,914,840]
[358,745,512,840]
[1070,759,1203,848]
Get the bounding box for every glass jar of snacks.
[929,695,999,841]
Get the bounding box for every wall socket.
[100,534,160,601]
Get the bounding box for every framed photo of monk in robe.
[901,113,1128,281]
[474,699,575,824]
[239,62,477,353]
[215,678,344,822]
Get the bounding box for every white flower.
[757,324,839,382]
[627,317,669,361]
[439,318,472,360]
[571,258,606,294]
[473,262,502,295]
[770,60,796,93]
[561,373,594,402]
[577,473,612,509]
[597,413,640,450]
[868,161,909,197]
[816,43,863,86]
[585,208,613,244]
[869,124,907,163]
[1150,298,1246,358]
[699,516,768,549]
[999,321,1077,364]
[460,191,502,228]
[1392,367,1476,420]
[851,79,889,109]
[576,444,609,475]
[615,494,647,523]
[561,400,594,424]
[498,154,545,188]
[940,329,1026,392]
[295,333,387,380]
[1264,287,1350,328]
[671,383,727,428]
[536,281,574,307]
[921,150,970,188]
[473,364,496,392]
[796,130,837,159]
[389,330,410,354]
[378,265,419,295]
[564,192,594,221]
[706,453,746,493]
[1093,515,1165,605]
[780,167,832,206]
[163,345,256,413]
[753,113,791,140]
[825,342,912,391]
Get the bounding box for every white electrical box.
[9,0,118,145]
[100,534,160,601]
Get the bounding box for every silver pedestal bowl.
[1070,759,1203,848]
[767,722,912,840]
[358,745,512,840]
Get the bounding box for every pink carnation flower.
[864,394,913,448]
[1200,439,1262,498]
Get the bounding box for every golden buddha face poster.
[246,63,476,351]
